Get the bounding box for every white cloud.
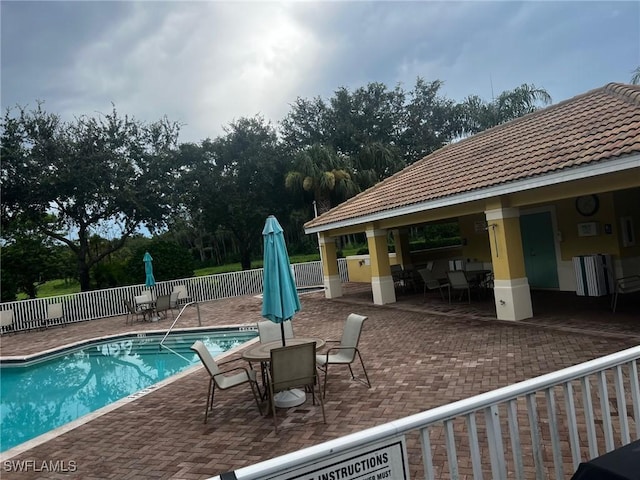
[2,1,638,143]
[50,2,333,141]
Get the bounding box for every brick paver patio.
[1,284,638,479]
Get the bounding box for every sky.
[2,1,639,144]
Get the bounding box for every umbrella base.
[273,389,306,408]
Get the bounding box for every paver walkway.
[1,284,638,479]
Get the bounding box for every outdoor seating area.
[395,259,494,305]
[123,287,185,324]
[0,284,639,479]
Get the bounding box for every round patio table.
[242,337,325,408]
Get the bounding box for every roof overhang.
[304,153,640,235]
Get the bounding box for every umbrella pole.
[280,322,286,346]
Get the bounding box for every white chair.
[417,268,448,301]
[45,303,64,328]
[172,285,191,305]
[316,313,371,398]
[190,340,263,423]
[446,270,471,304]
[134,294,153,321]
[0,310,14,335]
[257,320,294,344]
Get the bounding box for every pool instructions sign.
[223,436,410,480]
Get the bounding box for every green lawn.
[18,279,81,300]
[26,253,325,299]
[193,253,321,276]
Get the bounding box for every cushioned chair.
[257,320,294,344]
[0,310,14,335]
[268,342,325,433]
[316,313,371,398]
[446,270,471,304]
[190,340,262,424]
[418,268,448,301]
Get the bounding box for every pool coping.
[0,324,258,364]
[0,324,260,461]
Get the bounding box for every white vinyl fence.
[212,345,640,480]
[0,259,348,333]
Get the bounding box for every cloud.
[2,1,638,144]
[48,2,336,141]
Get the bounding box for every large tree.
[161,141,219,263]
[401,78,461,164]
[198,116,290,270]
[326,82,405,157]
[280,79,459,184]
[280,96,330,154]
[1,104,181,291]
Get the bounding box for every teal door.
[520,212,559,288]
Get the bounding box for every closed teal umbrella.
[143,252,156,288]
[261,215,301,345]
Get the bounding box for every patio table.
[242,337,325,408]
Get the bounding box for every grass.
[27,253,324,299]
[193,253,321,277]
[17,279,82,300]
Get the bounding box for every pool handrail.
[159,301,201,361]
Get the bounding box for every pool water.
[0,328,257,453]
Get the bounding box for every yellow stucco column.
[319,233,342,299]
[485,207,533,321]
[366,227,396,305]
[392,228,413,268]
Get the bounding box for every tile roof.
[305,83,640,231]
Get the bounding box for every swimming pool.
[0,328,257,453]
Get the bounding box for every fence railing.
[0,259,349,333]
[211,344,640,480]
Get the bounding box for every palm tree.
[631,67,640,85]
[459,83,552,135]
[285,144,359,215]
[354,141,404,189]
